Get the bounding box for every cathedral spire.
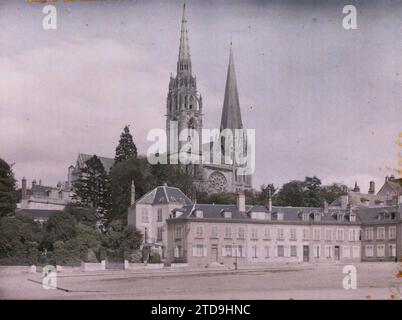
[220,44,243,131]
[177,1,192,75]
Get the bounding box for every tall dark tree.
[114,125,138,163]
[0,158,18,217]
[73,155,111,219]
[109,156,151,223]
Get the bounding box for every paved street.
[0,262,400,300]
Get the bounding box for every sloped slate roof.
[77,153,114,173]
[356,206,399,223]
[136,186,192,206]
[172,204,355,223]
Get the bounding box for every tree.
[0,216,43,265]
[109,157,151,222]
[274,176,347,207]
[114,125,138,163]
[0,158,18,217]
[73,155,111,220]
[103,219,142,261]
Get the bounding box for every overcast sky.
[1,0,401,192]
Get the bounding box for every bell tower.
[166,2,203,162]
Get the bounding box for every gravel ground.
[0,262,400,300]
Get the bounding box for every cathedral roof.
[220,46,244,132]
[76,153,114,173]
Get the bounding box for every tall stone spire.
[220,44,243,132]
[177,1,192,75]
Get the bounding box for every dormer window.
[314,212,321,221]
[337,213,344,222]
[349,214,356,222]
[195,210,203,218]
[265,212,272,221]
[302,213,309,221]
[223,211,232,219]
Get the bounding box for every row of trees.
[0,205,142,266]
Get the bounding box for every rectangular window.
[277,228,284,240]
[175,226,182,239]
[377,244,385,257]
[264,228,271,240]
[141,209,149,223]
[377,227,385,240]
[389,244,396,257]
[290,245,297,257]
[343,246,350,258]
[252,245,258,258]
[365,228,373,241]
[352,246,360,258]
[302,228,309,241]
[224,226,232,238]
[277,245,284,257]
[337,229,344,241]
[192,244,206,257]
[196,225,203,238]
[365,245,374,257]
[223,245,232,257]
[313,229,320,241]
[251,227,258,240]
[290,229,297,241]
[174,246,183,258]
[157,227,163,241]
[325,229,332,241]
[265,246,270,258]
[233,245,243,257]
[157,208,163,222]
[211,225,218,238]
[314,245,320,258]
[389,226,396,240]
[325,245,332,258]
[238,227,245,239]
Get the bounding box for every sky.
[1,0,401,193]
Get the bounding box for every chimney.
[323,200,329,214]
[368,181,375,194]
[130,180,135,205]
[237,190,246,212]
[21,177,27,198]
[267,188,272,212]
[340,194,349,209]
[32,179,37,188]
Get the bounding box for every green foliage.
[103,219,142,261]
[73,155,111,218]
[149,250,161,264]
[114,125,138,163]
[0,216,43,265]
[109,156,152,222]
[0,158,18,217]
[273,176,347,207]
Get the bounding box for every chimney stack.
[237,190,246,212]
[323,200,329,214]
[368,181,375,194]
[32,179,37,188]
[130,180,135,205]
[267,188,272,212]
[21,177,27,198]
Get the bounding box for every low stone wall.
[0,266,36,274]
[124,261,164,270]
[81,260,106,272]
[170,263,188,268]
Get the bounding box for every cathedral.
[165,3,253,194]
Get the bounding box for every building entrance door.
[335,246,340,261]
[211,244,218,262]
